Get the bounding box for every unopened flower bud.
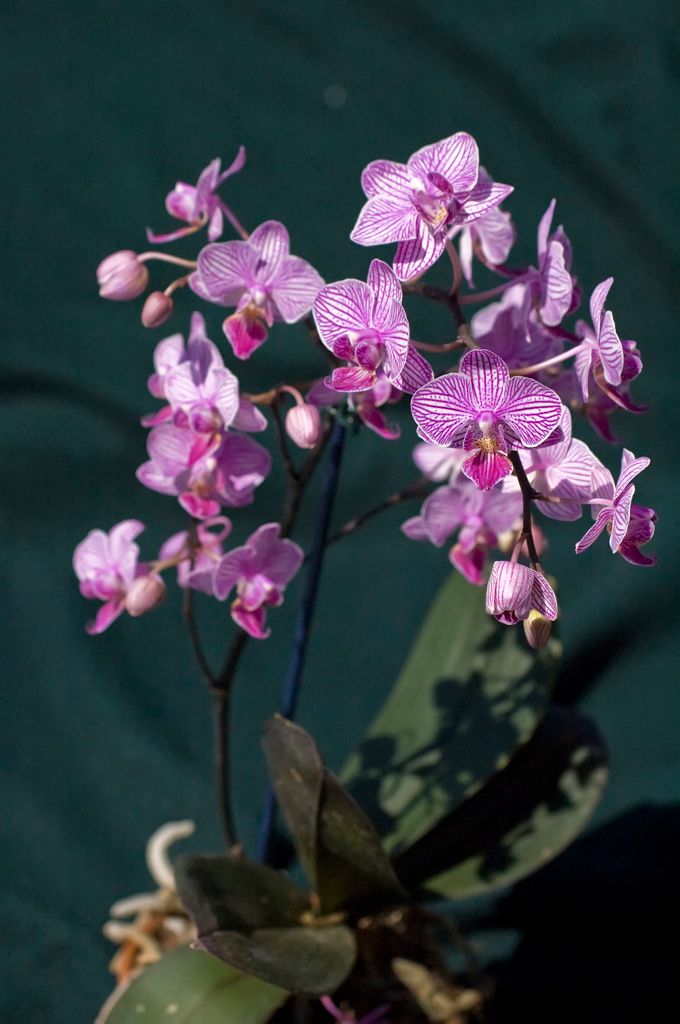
[125,574,166,617]
[523,609,553,649]
[285,403,322,449]
[141,291,174,328]
[97,250,149,301]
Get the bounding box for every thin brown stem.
[270,398,300,484]
[328,477,432,546]
[508,450,542,567]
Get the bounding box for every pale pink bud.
[97,250,149,301]
[141,291,174,328]
[523,609,553,649]
[485,560,558,626]
[285,403,322,449]
[124,574,166,617]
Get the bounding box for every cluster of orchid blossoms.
[76,131,656,648]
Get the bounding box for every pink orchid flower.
[143,313,268,433]
[190,221,324,359]
[314,258,432,395]
[575,449,653,559]
[73,520,162,634]
[350,132,512,280]
[147,148,246,243]
[518,407,607,521]
[471,282,563,371]
[520,200,577,332]
[159,517,232,594]
[137,426,271,519]
[402,478,522,584]
[410,349,563,491]
[212,524,304,639]
[307,376,403,441]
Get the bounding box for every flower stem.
[138,252,198,269]
[327,477,431,546]
[510,342,585,376]
[458,278,518,305]
[508,450,542,568]
[257,418,346,863]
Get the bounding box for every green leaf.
[395,707,608,900]
[198,923,357,996]
[263,716,406,914]
[174,852,357,995]
[175,854,310,933]
[341,571,560,854]
[261,716,323,890]
[98,946,288,1024]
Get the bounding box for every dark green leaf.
[198,923,356,996]
[175,851,357,994]
[98,946,288,1023]
[262,715,323,889]
[175,854,310,933]
[341,571,560,854]
[394,707,608,900]
[263,716,406,914]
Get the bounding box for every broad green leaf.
[261,716,323,890]
[175,854,310,933]
[198,923,356,996]
[98,946,288,1024]
[175,851,357,994]
[395,708,608,900]
[341,571,560,854]
[263,716,406,914]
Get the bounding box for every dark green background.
[2,1,678,1020]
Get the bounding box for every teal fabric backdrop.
[2,1,678,1020]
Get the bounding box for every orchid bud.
[523,609,553,649]
[485,560,558,626]
[285,402,322,449]
[141,291,174,328]
[97,250,149,301]
[125,574,166,617]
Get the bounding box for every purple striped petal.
[313,278,373,351]
[195,241,255,304]
[575,507,614,553]
[393,224,446,281]
[574,345,593,402]
[589,277,613,329]
[409,132,479,193]
[270,255,324,322]
[361,159,411,199]
[462,448,513,490]
[350,196,419,246]
[367,258,403,322]
[501,376,562,448]
[248,220,290,270]
[610,486,634,552]
[536,200,556,260]
[232,398,268,432]
[457,181,514,225]
[248,524,304,584]
[327,366,375,392]
[217,145,246,184]
[213,545,255,600]
[530,573,558,620]
[616,449,650,496]
[475,203,516,265]
[147,423,193,473]
[391,344,434,394]
[597,309,624,386]
[540,239,573,326]
[410,372,475,446]
[459,348,509,410]
[486,561,533,621]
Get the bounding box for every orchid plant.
[79,131,655,1024]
